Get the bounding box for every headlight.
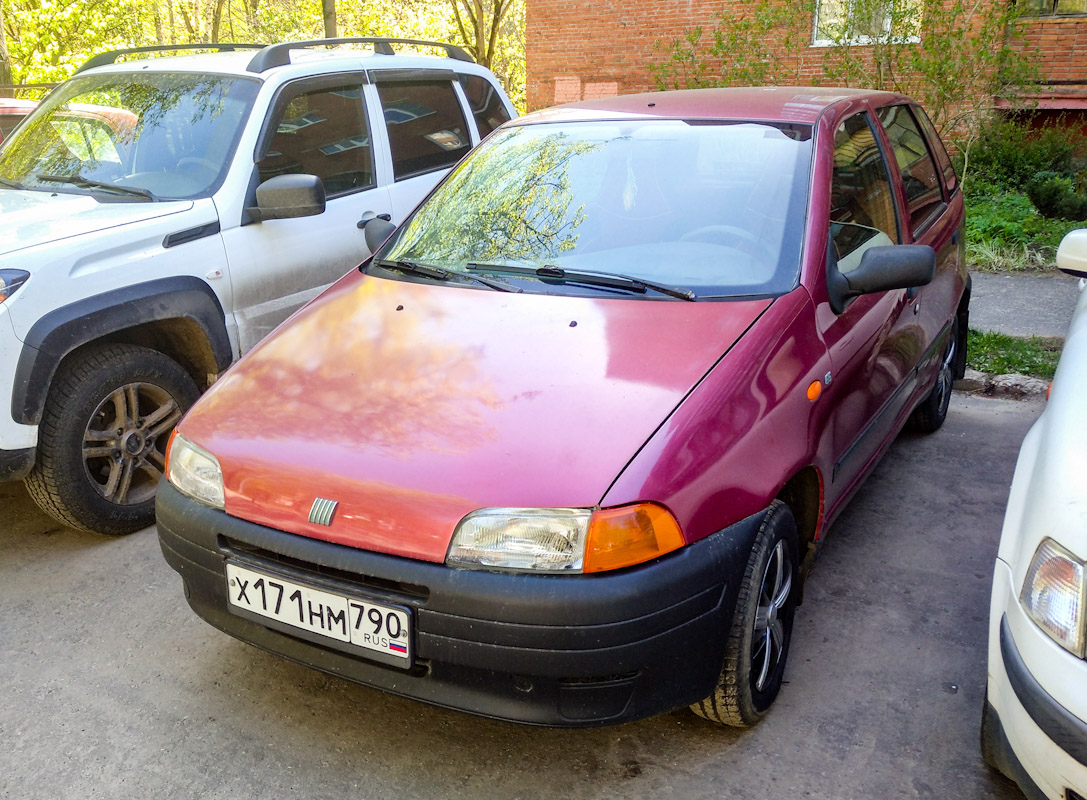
[0,270,29,303]
[446,503,684,573]
[165,431,225,510]
[1020,538,1086,656]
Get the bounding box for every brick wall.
[526,0,1087,116]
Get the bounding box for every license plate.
[225,562,411,664]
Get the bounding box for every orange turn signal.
[583,503,686,573]
[807,380,822,402]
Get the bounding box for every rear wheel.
[691,501,799,727]
[25,344,199,534]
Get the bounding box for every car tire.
[25,344,199,535]
[691,500,799,727]
[907,316,959,434]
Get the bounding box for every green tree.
[649,0,1039,152]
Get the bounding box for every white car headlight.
[1020,538,1086,656]
[446,503,686,574]
[166,432,225,510]
[447,508,592,572]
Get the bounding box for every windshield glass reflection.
[381,119,813,298]
[0,73,259,200]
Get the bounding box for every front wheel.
[691,501,799,727]
[25,344,199,534]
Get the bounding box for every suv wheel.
[25,344,198,534]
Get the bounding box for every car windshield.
[378,118,813,298]
[0,72,259,201]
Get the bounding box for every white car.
[0,38,514,534]
[983,228,1087,799]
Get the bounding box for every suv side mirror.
[827,244,935,314]
[1057,229,1087,278]
[248,174,326,221]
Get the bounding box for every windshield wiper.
[375,259,521,293]
[0,177,25,190]
[466,263,696,301]
[36,174,156,201]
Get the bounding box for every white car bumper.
[987,558,1087,800]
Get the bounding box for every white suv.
[0,38,515,534]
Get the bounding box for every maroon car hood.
[179,271,771,562]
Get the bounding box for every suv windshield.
[378,118,813,298]
[0,72,259,200]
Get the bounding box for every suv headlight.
[446,503,684,573]
[1021,538,1086,656]
[166,432,225,510]
[0,270,29,303]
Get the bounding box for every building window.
[1018,0,1087,14]
[813,0,922,46]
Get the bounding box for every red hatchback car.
[158,87,968,727]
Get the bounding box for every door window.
[458,74,511,138]
[911,105,958,195]
[830,112,899,273]
[258,83,374,198]
[877,104,944,233]
[377,80,471,180]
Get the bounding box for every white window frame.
[811,0,923,47]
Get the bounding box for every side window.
[877,104,944,233]
[458,74,511,138]
[258,83,374,198]
[376,80,471,180]
[912,104,958,195]
[830,112,899,273]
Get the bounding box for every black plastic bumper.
[1001,614,1087,768]
[0,446,34,481]
[156,481,765,727]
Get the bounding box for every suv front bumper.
[156,481,764,727]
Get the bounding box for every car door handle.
[357,212,391,229]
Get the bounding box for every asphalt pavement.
[969,269,1082,339]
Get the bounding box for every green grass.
[967,329,1063,380]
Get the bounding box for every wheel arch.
[13,277,233,426]
[775,465,824,599]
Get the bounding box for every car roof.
[75,46,487,81]
[517,86,909,126]
[0,98,40,113]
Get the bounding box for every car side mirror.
[827,244,935,314]
[359,212,397,253]
[248,174,326,221]
[1057,228,1087,278]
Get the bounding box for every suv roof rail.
[245,37,473,73]
[76,43,267,74]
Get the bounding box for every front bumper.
[987,561,1087,799]
[157,482,764,727]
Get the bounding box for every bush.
[1026,171,1087,220]
[964,118,1079,188]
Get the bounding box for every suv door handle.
[357,211,392,229]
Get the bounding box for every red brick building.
[525,0,1087,131]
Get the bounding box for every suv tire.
[25,344,198,534]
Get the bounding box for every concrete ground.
[0,393,1039,800]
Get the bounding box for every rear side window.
[912,104,958,195]
[459,74,510,138]
[377,80,471,180]
[258,83,374,198]
[877,105,944,233]
[830,112,899,272]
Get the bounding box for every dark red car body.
[158,88,968,726]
